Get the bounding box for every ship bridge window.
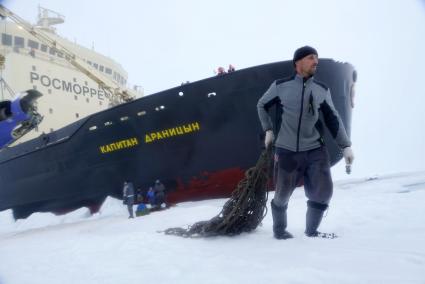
[40,44,48,52]
[1,33,12,46]
[49,47,56,55]
[57,51,64,58]
[14,36,25,47]
[99,65,104,72]
[105,68,112,75]
[87,60,92,66]
[93,63,98,69]
[28,40,39,49]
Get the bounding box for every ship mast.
[0,4,135,106]
[35,6,65,33]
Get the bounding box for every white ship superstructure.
[0,6,142,142]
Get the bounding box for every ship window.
[93,63,98,69]
[49,108,53,114]
[89,126,97,131]
[40,44,48,52]
[76,113,80,118]
[99,65,104,72]
[1,33,12,46]
[74,95,78,100]
[49,47,56,55]
[87,60,92,66]
[28,40,39,49]
[33,85,37,90]
[137,111,146,116]
[99,101,103,106]
[48,89,52,94]
[50,128,54,133]
[14,36,25,47]
[57,51,64,58]
[32,65,36,71]
[104,121,113,126]
[105,68,112,74]
[120,116,129,121]
[86,98,90,103]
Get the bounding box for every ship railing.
[9,45,72,69]
[3,45,90,71]
[129,84,144,97]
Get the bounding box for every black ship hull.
[0,60,356,219]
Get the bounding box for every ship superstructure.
[0,6,142,143]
